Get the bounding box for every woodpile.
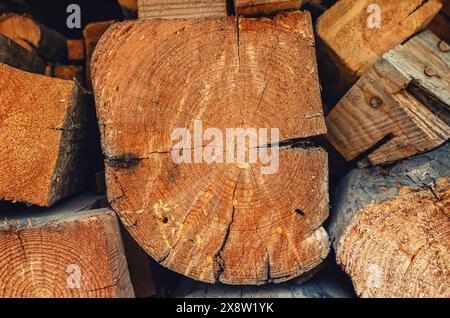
[0,0,448,299]
[316,0,443,102]
[326,30,450,167]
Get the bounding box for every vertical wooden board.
[316,0,442,97]
[235,0,303,16]
[91,12,329,285]
[0,204,135,298]
[137,0,228,19]
[326,31,450,166]
[0,64,89,207]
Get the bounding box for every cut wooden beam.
[83,20,115,90]
[329,144,450,298]
[0,14,68,61]
[235,0,302,16]
[0,34,46,74]
[0,64,89,207]
[137,0,228,19]
[326,30,450,167]
[0,195,135,298]
[118,0,138,18]
[67,39,84,62]
[316,0,442,102]
[91,12,329,285]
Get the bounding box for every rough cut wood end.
[91,12,329,285]
[0,197,135,298]
[0,64,89,207]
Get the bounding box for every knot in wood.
[369,96,383,108]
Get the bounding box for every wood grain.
[83,20,115,90]
[316,0,442,100]
[329,144,449,298]
[137,0,228,19]
[0,196,134,298]
[91,12,329,285]
[0,64,89,207]
[235,0,303,16]
[326,30,450,167]
[0,14,68,61]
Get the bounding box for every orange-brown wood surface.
[137,0,228,19]
[0,196,135,298]
[235,0,303,16]
[91,12,329,284]
[0,13,68,61]
[316,0,442,99]
[0,64,88,207]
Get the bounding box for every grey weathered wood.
[328,143,449,298]
[172,262,356,298]
[329,142,450,249]
[0,34,46,74]
[326,31,450,167]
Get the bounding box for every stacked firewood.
[0,0,448,298]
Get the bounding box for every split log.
[316,0,442,102]
[0,14,68,61]
[0,64,89,207]
[0,195,134,298]
[329,143,450,298]
[137,0,228,19]
[0,34,46,74]
[326,30,450,167]
[83,20,115,90]
[118,0,138,19]
[91,12,329,285]
[235,0,302,16]
[67,39,84,62]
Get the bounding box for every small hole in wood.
[162,217,169,224]
[295,209,305,217]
